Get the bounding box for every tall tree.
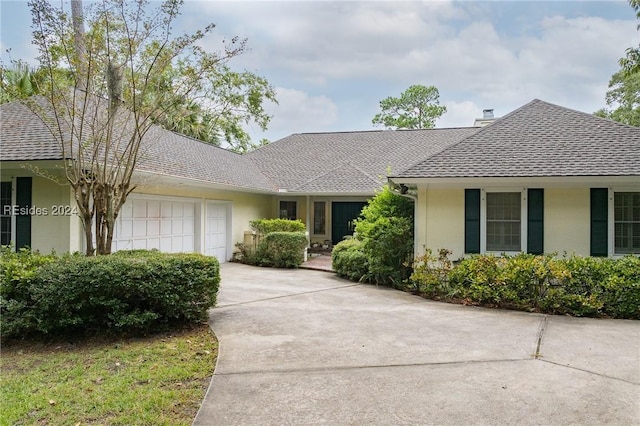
[620,0,640,76]
[595,69,640,126]
[154,66,276,153]
[372,84,446,129]
[26,0,262,255]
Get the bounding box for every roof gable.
[293,161,381,193]
[397,99,640,178]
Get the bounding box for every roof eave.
[389,175,640,188]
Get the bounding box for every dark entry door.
[331,201,367,245]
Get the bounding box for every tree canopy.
[2,1,275,153]
[22,0,273,254]
[595,0,640,126]
[595,69,640,126]
[371,84,446,129]
[619,0,640,76]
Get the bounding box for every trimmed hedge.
[236,219,308,268]
[410,251,640,319]
[1,249,220,339]
[250,218,306,234]
[253,232,308,268]
[332,238,369,282]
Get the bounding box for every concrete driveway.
[194,263,640,425]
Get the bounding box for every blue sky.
[1,1,638,143]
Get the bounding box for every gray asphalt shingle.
[247,128,478,193]
[396,99,640,178]
[0,100,276,192]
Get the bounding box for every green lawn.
[1,324,217,425]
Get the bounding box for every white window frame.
[608,188,640,257]
[480,188,528,255]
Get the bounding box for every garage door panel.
[172,202,183,217]
[113,197,196,254]
[133,220,147,237]
[147,201,160,218]
[172,219,183,234]
[147,220,160,236]
[147,237,160,250]
[120,202,133,218]
[133,200,147,218]
[161,202,172,218]
[133,239,146,250]
[119,220,133,238]
[160,237,172,252]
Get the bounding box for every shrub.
[409,249,453,297]
[254,232,308,268]
[332,239,369,282]
[250,218,306,234]
[354,186,414,287]
[411,251,640,319]
[1,250,220,339]
[0,247,59,337]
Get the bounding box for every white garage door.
[112,197,196,253]
[205,201,228,262]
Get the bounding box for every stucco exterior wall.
[423,188,465,259]
[544,188,590,256]
[0,168,75,254]
[31,177,74,254]
[417,186,594,258]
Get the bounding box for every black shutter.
[465,189,480,254]
[15,177,32,250]
[527,189,544,255]
[590,188,608,257]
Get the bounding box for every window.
[1,182,12,246]
[279,201,297,221]
[486,192,521,252]
[614,192,640,254]
[313,201,326,234]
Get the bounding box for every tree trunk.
[70,0,87,90]
[72,182,94,256]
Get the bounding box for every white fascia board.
[389,175,640,188]
[131,170,276,194]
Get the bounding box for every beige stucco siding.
[31,177,75,253]
[422,188,465,259]
[0,168,75,254]
[417,186,594,258]
[544,188,590,256]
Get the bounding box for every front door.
[331,201,367,245]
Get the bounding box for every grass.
[0,324,217,425]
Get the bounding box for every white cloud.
[250,87,339,141]
[439,100,484,128]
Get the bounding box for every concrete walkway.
[194,263,640,425]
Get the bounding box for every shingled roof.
[246,127,478,193]
[395,99,640,179]
[0,100,276,192]
[5,98,633,193]
[0,101,66,161]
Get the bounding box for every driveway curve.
[194,263,640,425]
